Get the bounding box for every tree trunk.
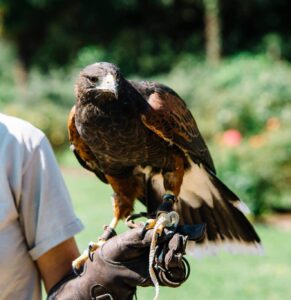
[203,0,221,65]
[14,59,28,97]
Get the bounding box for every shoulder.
[129,80,180,99]
[0,113,46,150]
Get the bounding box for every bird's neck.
[76,80,145,118]
[77,94,135,119]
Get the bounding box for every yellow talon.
[72,239,106,273]
[72,249,89,272]
[156,224,166,236]
[144,218,157,230]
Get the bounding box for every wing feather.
[140,91,216,173]
[67,105,108,183]
[148,161,263,257]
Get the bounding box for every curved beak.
[96,74,118,98]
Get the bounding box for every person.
[0,112,195,300]
[0,112,84,299]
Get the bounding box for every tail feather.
[148,160,263,258]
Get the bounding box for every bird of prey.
[69,62,262,269]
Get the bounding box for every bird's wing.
[148,161,263,257]
[67,105,108,184]
[138,87,262,256]
[140,90,216,173]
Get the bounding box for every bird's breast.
[75,103,178,172]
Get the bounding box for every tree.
[203,0,221,64]
[0,0,205,75]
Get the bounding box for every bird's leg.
[72,224,116,273]
[144,155,184,234]
[72,175,141,274]
[87,192,126,255]
[107,173,143,223]
[91,174,142,248]
[160,154,184,211]
[88,223,117,258]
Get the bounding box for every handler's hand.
[47,226,191,300]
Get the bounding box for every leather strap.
[91,284,115,300]
[94,294,114,300]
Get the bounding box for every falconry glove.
[47,225,204,300]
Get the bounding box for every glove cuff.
[47,270,77,299]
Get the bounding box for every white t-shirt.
[0,113,84,299]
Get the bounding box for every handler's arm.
[36,237,80,292]
[47,227,191,300]
[19,135,83,292]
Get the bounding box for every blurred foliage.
[161,54,291,215]
[0,39,17,104]
[214,125,291,216]
[1,0,291,75]
[0,0,204,75]
[0,38,77,150]
[1,38,291,215]
[162,54,291,138]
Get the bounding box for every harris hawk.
[69,62,262,269]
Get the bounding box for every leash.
[149,211,180,300]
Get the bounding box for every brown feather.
[67,105,107,183]
[139,90,216,173]
[70,62,262,257]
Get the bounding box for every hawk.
[69,62,262,269]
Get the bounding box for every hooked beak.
[95,74,118,98]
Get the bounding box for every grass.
[55,158,291,300]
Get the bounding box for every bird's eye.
[88,76,99,84]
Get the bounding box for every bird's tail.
[147,160,263,258]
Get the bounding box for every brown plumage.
[69,62,262,257]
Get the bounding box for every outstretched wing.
[67,105,108,184]
[139,88,216,173]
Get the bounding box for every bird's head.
[75,62,122,103]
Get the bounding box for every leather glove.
[47,224,205,300]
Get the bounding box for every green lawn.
[60,163,291,300]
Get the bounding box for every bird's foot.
[72,226,116,275]
[141,194,177,237]
[72,239,105,275]
[125,212,149,229]
[143,218,157,231]
[142,217,166,239]
[142,211,180,238]
[157,193,176,214]
[72,249,89,275]
[88,239,106,261]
